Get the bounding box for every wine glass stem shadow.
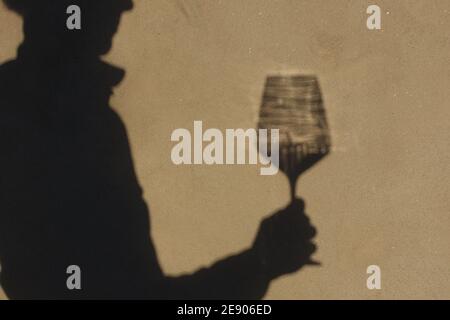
[289,175,298,203]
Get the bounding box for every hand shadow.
[253,198,319,280]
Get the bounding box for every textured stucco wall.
[1,0,449,300]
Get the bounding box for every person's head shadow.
[4,0,133,59]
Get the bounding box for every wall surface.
[1,0,449,300]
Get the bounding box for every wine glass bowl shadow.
[258,75,331,202]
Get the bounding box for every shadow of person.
[0,0,318,299]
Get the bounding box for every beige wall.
[1,0,449,300]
